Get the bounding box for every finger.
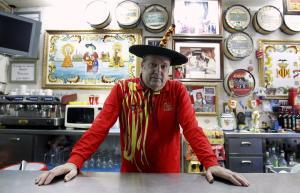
[35,176,40,184]
[43,166,69,185]
[37,172,51,186]
[64,168,77,182]
[232,173,250,187]
[43,171,57,185]
[205,169,214,183]
[226,174,242,186]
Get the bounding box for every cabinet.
[0,134,33,168]
[224,132,300,173]
[225,135,264,173]
[0,129,120,171]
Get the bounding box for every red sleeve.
[176,82,218,169]
[67,83,122,169]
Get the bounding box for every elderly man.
[35,40,249,187]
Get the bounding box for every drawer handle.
[241,160,252,165]
[241,141,252,146]
[10,137,21,142]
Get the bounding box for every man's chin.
[149,83,164,91]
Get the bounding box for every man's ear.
[141,61,145,69]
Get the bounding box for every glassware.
[102,157,107,169]
[108,156,113,168]
[83,160,89,171]
[96,153,102,169]
[278,151,287,167]
[289,153,296,167]
[270,147,279,167]
[265,151,272,172]
[89,156,95,170]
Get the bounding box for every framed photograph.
[173,39,223,81]
[42,29,142,89]
[283,0,300,15]
[9,59,36,83]
[15,11,41,21]
[182,82,219,115]
[144,36,162,46]
[172,0,222,36]
[258,39,300,98]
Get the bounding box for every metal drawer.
[227,138,262,154]
[228,156,263,173]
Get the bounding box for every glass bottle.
[278,150,287,167]
[291,109,296,131]
[289,153,296,167]
[265,151,272,172]
[296,111,300,132]
[270,147,279,167]
[278,109,283,128]
[283,109,289,129]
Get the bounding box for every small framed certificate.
[10,60,36,83]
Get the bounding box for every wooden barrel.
[224,32,253,61]
[142,4,169,33]
[84,0,111,29]
[252,5,282,34]
[280,15,300,35]
[223,4,251,32]
[224,69,255,97]
[115,0,141,29]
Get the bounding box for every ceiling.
[3,0,91,8]
[3,0,282,8]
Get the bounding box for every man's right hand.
[35,163,78,185]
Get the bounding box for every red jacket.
[68,78,218,172]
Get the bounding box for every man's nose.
[153,65,162,73]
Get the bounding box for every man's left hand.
[205,165,249,187]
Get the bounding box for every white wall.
[3,0,300,129]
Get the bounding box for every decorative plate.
[223,4,251,32]
[115,0,141,28]
[225,32,253,60]
[224,69,255,97]
[142,4,169,33]
[85,0,111,28]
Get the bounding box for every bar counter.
[1,171,299,193]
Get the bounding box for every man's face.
[141,55,171,91]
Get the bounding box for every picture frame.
[283,0,300,15]
[42,29,142,89]
[258,39,300,98]
[15,11,41,21]
[144,36,162,47]
[173,39,223,81]
[172,0,222,36]
[9,59,36,83]
[182,82,219,115]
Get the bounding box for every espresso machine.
[0,95,64,129]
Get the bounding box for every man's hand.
[205,165,249,187]
[35,163,78,186]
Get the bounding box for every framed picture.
[283,0,300,15]
[258,39,300,98]
[15,11,41,21]
[172,0,222,36]
[173,39,223,81]
[182,82,219,115]
[144,36,162,46]
[9,59,36,83]
[42,29,142,89]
